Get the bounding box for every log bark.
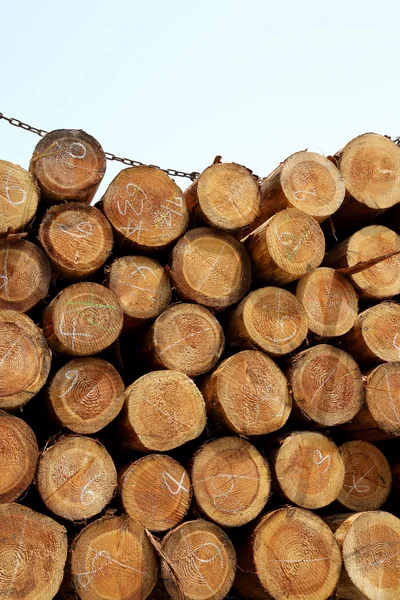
[102,166,189,253]
[170,227,251,310]
[161,519,236,600]
[296,267,358,338]
[244,207,325,285]
[191,436,270,527]
[70,514,158,600]
[200,349,291,436]
[39,202,113,280]
[324,225,400,299]
[0,411,39,502]
[43,282,123,356]
[30,128,106,204]
[272,431,345,509]
[234,507,342,600]
[119,370,206,452]
[47,357,125,434]
[0,503,67,600]
[226,287,308,357]
[107,255,171,329]
[0,160,39,233]
[184,160,261,231]
[337,441,392,511]
[141,302,224,376]
[36,435,117,521]
[288,344,363,427]
[119,454,192,532]
[0,310,51,410]
[0,239,51,312]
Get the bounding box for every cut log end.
[365,362,400,436]
[119,454,192,532]
[36,436,117,521]
[48,358,125,434]
[0,160,39,234]
[161,519,236,600]
[70,515,158,600]
[170,227,251,310]
[192,436,270,527]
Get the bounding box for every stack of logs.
[0,129,400,600]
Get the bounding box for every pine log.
[39,202,113,280]
[119,370,206,452]
[234,507,342,600]
[288,344,363,427]
[119,454,191,532]
[30,129,106,204]
[0,310,51,410]
[142,302,224,376]
[0,411,39,502]
[0,239,51,312]
[226,287,308,357]
[36,435,117,521]
[70,514,158,600]
[0,160,39,234]
[340,303,400,365]
[48,357,125,434]
[324,225,400,299]
[272,431,345,509]
[0,503,67,600]
[170,226,251,310]
[337,441,392,511]
[102,166,188,252]
[296,267,358,338]
[43,282,123,356]
[200,349,291,436]
[107,255,171,329]
[191,436,270,527]
[244,207,325,285]
[161,519,236,600]
[184,161,261,231]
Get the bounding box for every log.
[234,507,342,600]
[30,128,106,204]
[337,440,392,511]
[0,310,51,410]
[296,267,358,338]
[36,435,117,521]
[0,239,51,312]
[200,349,291,436]
[226,287,308,357]
[184,160,261,231]
[244,207,325,285]
[170,226,251,310]
[119,454,191,532]
[102,166,189,252]
[39,202,113,280]
[43,282,123,356]
[141,302,224,377]
[70,514,158,600]
[47,357,125,434]
[324,225,400,300]
[288,344,363,427]
[0,160,39,234]
[340,302,400,365]
[0,411,39,502]
[272,431,345,509]
[0,503,67,600]
[161,519,236,600]
[107,255,171,329]
[191,436,270,527]
[119,370,206,452]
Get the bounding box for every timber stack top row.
[0,129,400,600]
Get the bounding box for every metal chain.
[0,111,200,181]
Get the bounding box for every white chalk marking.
[197,241,227,291]
[0,244,10,298]
[117,183,147,217]
[59,314,93,351]
[77,546,144,588]
[313,449,331,474]
[4,513,29,599]
[393,333,400,354]
[59,220,93,239]
[184,542,224,594]
[198,473,259,514]
[143,395,187,430]
[309,365,339,405]
[265,289,297,344]
[162,471,189,495]
[4,168,27,206]
[120,218,148,242]
[270,556,330,564]
[0,335,24,369]
[158,327,212,356]
[59,369,79,398]
[385,367,400,425]
[242,382,285,423]
[343,464,376,499]
[293,187,317,202]
[80,473,104,506]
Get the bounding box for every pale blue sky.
[1,0,399,194]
